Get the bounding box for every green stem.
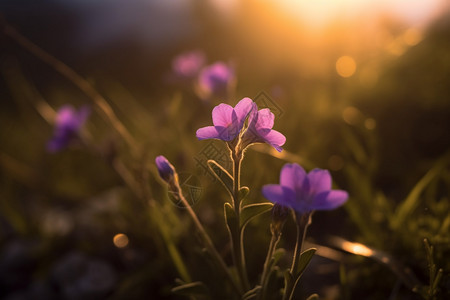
[231,150,251,291]
[258,232,280,300]
[175,182,242,296]
[283,212,311,300]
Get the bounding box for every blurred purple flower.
[172,50,205,79]
[196,97,253,141]
[155,155,176,183]
[197,62,235,99]
[242,103,286,152]
[47,105,90,152]
[262,164,348,213]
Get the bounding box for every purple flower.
[242,103,286,152]
[196,97,253,141]
[155,155,176,183]
[262,163,348,213]
[47,105,90,152]
[172,50,205,79]
[197,62,235,99]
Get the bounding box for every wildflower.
[155,155,176,184]
[262,163,348,213]
[241,103,286,152]
[172,50,205,79]
[47,105,90,152]
[196,97,253,141]
[197,62,235,99]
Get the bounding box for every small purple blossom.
[197,62,235,99]
[262,163,348,214]
[155,155,176,183]
[47,105,90,152]
[172,50,205,79]
[242,103,286,152]
[196,97,253,141]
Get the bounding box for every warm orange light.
[113,233,129,248]
[336,56,356,78]
[403,28,423,46]
[341,241,374,257]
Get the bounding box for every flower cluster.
[172,51,235,100]
[196,97,286,152]
[262,163,348,214]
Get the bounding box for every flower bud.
[155,155,176,184]
[270,204,290,237]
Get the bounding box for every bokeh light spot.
[342,106,362,125]
[113,233,129,248]
[336,56,356,78]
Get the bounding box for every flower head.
[262,163,348,214]
[241,103,286,152]
[172,50,205,79]
[196,97,253,141]
[155,155,176,184]
[47,105,90,152]
[197,62,235,99]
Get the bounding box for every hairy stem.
[231,150,250,291]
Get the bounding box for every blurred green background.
[0,0,449,299]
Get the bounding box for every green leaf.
[171,281,209,297]
[294,248,316,278]
[239,186,250,204]
[283,270,294,295]
[392,154,448,230]
[240,202,273,230]
[306,293,319,300]
[224,202,238,239]
[267,248,286,273]
[242,285,262,300]
[272,248,286,265]
[207,159,234,196]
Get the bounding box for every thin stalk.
[231,150,250,291]
[283,212,311,300]
[258,232,280,300]
[175,182,243,296]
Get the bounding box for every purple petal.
[262,185,296,208]
[196,126,219,140]
[212,103,234,127]
[234,97,254,124]
[280,163,307,192]
[262,129,286,152]
[307,169,332,194]
[313,190,348,211]
[255,108,274,130]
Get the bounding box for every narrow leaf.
[171,281,209,297]
[392,154,448,230]
[306,293,319,300]
[207,159,233,196]
[242,285,262,300]
[240,202,273,230]
[295,248,316,278]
